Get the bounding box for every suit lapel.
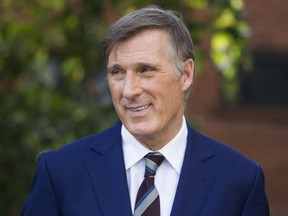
[86,122,133,216]
[171,124,217,216]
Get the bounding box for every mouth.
[126,104,151,112]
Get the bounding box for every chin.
[126,121,156,136]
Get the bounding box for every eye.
[141,66,154,73]
[110,69,121,75]
[108,69,125,79]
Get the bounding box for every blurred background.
[0,0,287,215]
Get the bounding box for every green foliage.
[0,1,115,215]
[210,0,250,103]
[0,0,248,215]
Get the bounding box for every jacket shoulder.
[38,121,122,164]
[188,125,260,178]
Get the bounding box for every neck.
[136,116,184,151]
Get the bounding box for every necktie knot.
[144,152,165,178]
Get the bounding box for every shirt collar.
[122,116,188,174]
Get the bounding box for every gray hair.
[103,5,195,102]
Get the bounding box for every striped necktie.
[134,152,165,216]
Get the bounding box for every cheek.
[163,84,184,109]
[108,84,123,112]
[164,79,183,96]
[154,82,182,108]
[108,82,121,99]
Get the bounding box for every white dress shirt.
[122,116,188,216]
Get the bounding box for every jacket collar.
[171,122,217,216]
[87,121,133,216]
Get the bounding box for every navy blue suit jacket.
[22,121,269,215]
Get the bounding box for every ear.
[181,58,194,91]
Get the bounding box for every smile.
[127,104,150,111]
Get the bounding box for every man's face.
[107,29,193,149]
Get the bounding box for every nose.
[122,72,142,99]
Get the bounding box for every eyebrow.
[107,64,122,72]
[135,62,158,69]
[108,62,159,72]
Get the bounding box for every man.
[22,5,269,216]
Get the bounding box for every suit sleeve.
[241,164,270,216]
[21,153,60,216]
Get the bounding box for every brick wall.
[187,1,288,215]
[244,0,288,52]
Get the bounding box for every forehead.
[108,29,171,65]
